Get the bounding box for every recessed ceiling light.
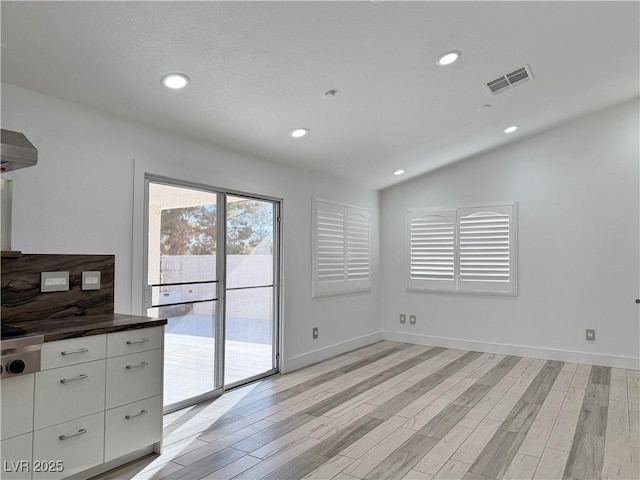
[436,50,461,66]
[504,125,518,134]
[393,169,405,176]
[477,104,492,112]
[161,73,190,90]
[290,128,309,138]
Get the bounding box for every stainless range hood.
[1,129,38,172]
[1,129,38,253]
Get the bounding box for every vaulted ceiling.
[2,1,638,189]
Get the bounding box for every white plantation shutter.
[407,209,456,291]
[346,208,371,290]
[458,204,516,294]
[407,203,517,295]
[314,201,346,294]
[313,198,371,297]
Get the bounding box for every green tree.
[160,200,272,256]
[160,205,217,255]
[226,200,273,254]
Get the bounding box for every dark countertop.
[6,313,167,342]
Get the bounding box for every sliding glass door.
[225,195,278,387]
[145,177,279,412]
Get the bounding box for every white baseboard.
[283,331,384,373]
[382,331,640,370]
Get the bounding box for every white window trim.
[407,202,517,296]
[312,197,372,298]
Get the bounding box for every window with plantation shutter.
[407,209,456,291]
[458,205,516,294]
[315,201,346,290]
[407,203,517,295]
[313,198,371,297]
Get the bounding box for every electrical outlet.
[313,327,319,339]
[409,314,416,325]
[586,329,595,341]
[400,314,406,324]
[82,271,101,291]
[41,271,69,292]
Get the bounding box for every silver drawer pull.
[60,374,88,384]
[61,348,89,356]
[126,338,149,345]
[59,429,87,440]
[125,410,148,420]
[126,361,148,370]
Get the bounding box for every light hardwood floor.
[92,342,640,480]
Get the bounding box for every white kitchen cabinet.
[24,325,164,479]
[1,374,34,440]
[106,327,163,357]
[105,349,162,409]
[34,359,106,430]
[1,433,33,480]
[40,334,106,370]
[104,395,162,462]
[32,412,104,480]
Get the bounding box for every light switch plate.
[586,329,596,341]
[409,315,417,325]
[400,314,406,324]
[82,271,101,291]
[41,271,70,292]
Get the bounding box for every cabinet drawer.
[32,412,104,480]
[34,360,106,430]
[1,374,34,440]
[41,335,106,370]
[104,395,162,462]
[106,349,162,409]
[106,327,163,358]
[1,433,33,480]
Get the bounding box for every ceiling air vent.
[485,65,533,95]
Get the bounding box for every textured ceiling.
[1,1,638,190]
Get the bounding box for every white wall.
[1,83,382,372]
[380,99,640,369]
[4,83,638,372]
